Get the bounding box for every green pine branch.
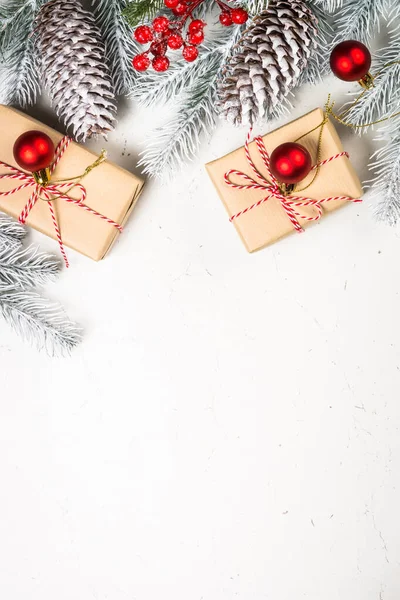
[123,0,165,26]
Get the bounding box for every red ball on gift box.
[270,142,312,185]
[330,40,372,82]
[13,130,55,172]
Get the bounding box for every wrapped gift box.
[206,108,363,252]
[0,105,144,261]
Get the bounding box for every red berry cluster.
[219,7,248,26]
[132,0,248,72]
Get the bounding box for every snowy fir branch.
[138,59,220,178]
[92,0,138,95]
[0,0,46,107]
[0,213,81,354]
[138,24,242,178]
[344,32,400,129]
[370,118,400,226]
[0,245,59,291]
[331,0,392,46]
[0,290,82,356]
[0,213,26,250]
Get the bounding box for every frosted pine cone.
[35,0,117,141]
[217,0,318,126]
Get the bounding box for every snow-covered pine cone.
[35,0,117,141]
[217,0,318,126]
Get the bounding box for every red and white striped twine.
[0,136,123,267]
[224,131,361,232]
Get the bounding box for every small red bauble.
[13,130,55,172]
[270,142,312,185]
[188,29,204,45]
[164,0,179,7]
[182,45,198,62]
[132,53,151,71]
[219,11,233,26]
[188,19,205,32]
[152,56,170,72]
[330,40,372,82]
[230,8,248,24]
[167,33,184,49]
[134,25,153,44]
[152,16,170,32]
[173,2,187,15]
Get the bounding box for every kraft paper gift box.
[0,105,145,261]
[206,108,363,252]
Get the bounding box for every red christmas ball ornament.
[13,130,55,173]
[152,16,170,32]
[132,53,151,71]
[134,25,153,44]
[167,33,184,50]
[182,45,198,62]
[330,40,372,83]
[219,11,233,26]
[270,142,312,185]
[188,29,204,45]
[152,55,170,72]
[230,7,248,24]
[164,0,179,7]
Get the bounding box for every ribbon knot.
[0,136,123,268]
[224,130,361,232]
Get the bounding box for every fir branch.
[0,245,59,291]
[0,290,82,355]
[92,0,138,95]
[241,0,269,14]
[331,0,391,45]
[139,65,219,178]
[370,121,400,226]
[0,213,26,249]
[123,0,164,27]
[343,33,400,129]
[138,25,241,178]
[0,0,46,107]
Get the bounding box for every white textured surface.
[1,71,400,600]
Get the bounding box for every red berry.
[150,40,166,55]
[134,25,153,44]
[167,33,184,50]
[132,53,151,71]
[188,30,204,45]
[182,45,198,62]
[219,11,233,26]
[164,0,179,7]
[152,56,170,72]
[152,16,170,32]
[230,8,248,24]
[173,2,187,15]
[188,19,205,32]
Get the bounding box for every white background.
[1,26,400,600]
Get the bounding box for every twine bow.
[0,136,123,268]
[224,130,361,230]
